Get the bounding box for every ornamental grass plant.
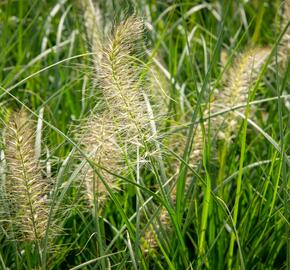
[0,1,289,269]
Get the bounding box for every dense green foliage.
[0,0,289,269]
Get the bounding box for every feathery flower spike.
[80,113,122,207]
[4,110,49,241]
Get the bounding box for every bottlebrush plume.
[79,16,153,208]
[79,113,122,208]
[79,0,103,65]
[210,47,270,142]
[4,110,49,241]
[98,16,151,146]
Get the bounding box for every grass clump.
[0,1,288,269]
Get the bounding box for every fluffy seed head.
[79,16,154,208]
[210,47,270,141]
[79,0,103,65]
[79,113,122,208]
[98,16,151,146]
[4,110,49,241]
